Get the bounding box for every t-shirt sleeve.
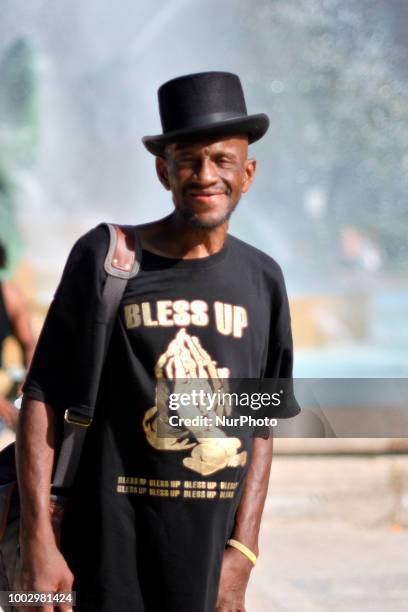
[22,225,109,415]
[255,267,301,438]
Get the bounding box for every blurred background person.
[0,242,35,432]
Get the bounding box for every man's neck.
[137,213,228,260]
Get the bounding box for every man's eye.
[176,156,195,164]
[217,158,234,167]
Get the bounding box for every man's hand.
[15,536,74,612]
[15,397,72,611]
[216,546,253,612]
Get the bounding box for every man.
[16,72,300,611]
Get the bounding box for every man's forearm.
[230,434,274,556]
[16,397,60,547]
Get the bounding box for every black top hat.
[142,71,269,156]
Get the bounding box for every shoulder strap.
[104,223,142,278]
[52,223,141,491]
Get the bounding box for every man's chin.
[180,208,236,230]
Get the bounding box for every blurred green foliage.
[238,0,408,271]
[0,38,39,278]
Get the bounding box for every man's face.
[156,135,256,229]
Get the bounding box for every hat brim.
[142,113,269,156]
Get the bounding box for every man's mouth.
[188,191,225,202]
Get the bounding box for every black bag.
[0,223,141,603]
[0,443,19,594]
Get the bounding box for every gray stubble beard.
[179,203,238,230]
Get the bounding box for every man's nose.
[194,158,218,184]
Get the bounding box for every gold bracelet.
[227,538,257,566]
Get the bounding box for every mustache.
[183,184,231,196]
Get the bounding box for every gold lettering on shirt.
[191,300,209,326]
[116,476,239,500]
[232,306,248,338]
[173,300,190,326]
[124,300,247,337]
[142,302,158,326]
[157,300,174,326]
[214,302,233,335]
[214,303,248,338]
[124,304,141,328]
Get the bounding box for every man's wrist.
[19,512,56,545]
[229,528,259,557]
[227,538,257,566]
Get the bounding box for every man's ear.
[155,155,171,190]
[241,158,256,194]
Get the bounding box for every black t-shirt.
[23,225,300,612]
